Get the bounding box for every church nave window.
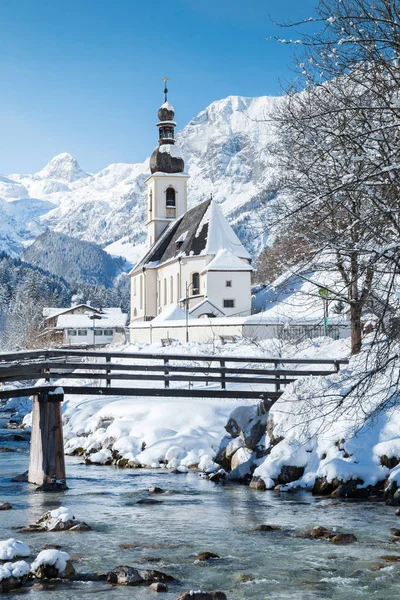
[191,272,200,296]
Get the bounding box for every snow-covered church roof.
[201,248,253,272]
[132,199,250,273]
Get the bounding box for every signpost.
[319,288,329,336]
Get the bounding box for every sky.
[0,0,318,175]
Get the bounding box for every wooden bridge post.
[220,359,226,390]
[28,390,67,489]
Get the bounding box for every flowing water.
[1,437,400,599]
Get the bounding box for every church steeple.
[150,79,185,174]
[145,79,189,247]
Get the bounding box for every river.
[1,439,399,599]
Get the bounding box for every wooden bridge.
[0,348,348,489]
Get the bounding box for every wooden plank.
[0,385,283,401]
[0,361,339,378]
[36,348,349,365]
[1,370,297,386]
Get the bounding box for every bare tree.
[267,0,400,356]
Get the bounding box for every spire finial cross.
[163,76,168,102]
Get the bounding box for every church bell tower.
[146,78,189,246]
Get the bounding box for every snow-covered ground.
[20,337,351,472]
[254,337,400,492]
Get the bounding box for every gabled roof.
[201,248,253,273]
[43,304,101,321]
[132,199,250,273]
[54,308,127,329]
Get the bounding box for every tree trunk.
[350,302,362,355]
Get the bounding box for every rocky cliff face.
[0,95,280,259]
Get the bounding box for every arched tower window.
[191,272,200,296]
[166,187,176,207]
[133,308,137,317]
[149,189,152,212]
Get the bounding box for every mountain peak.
[36,153,90,183]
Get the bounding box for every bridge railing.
[0,348,349,401]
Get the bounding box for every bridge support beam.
[28,390,67,490]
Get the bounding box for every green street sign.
[319,288,329,297]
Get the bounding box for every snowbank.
[254,338,400,492]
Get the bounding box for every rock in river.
[176,593,227,600]
[0,502,12,511]
[107,566,174,586]
[194,551,220,561]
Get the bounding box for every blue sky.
[0,0,317,174]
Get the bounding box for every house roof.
[132,199,250,273]
[45,307,127,330]
[43,304,101,321]
[201,248,253,273]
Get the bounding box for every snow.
[201,248,253,272]
[0,561,30,581]
[50,337,352,473]
[49,507,74,523]
[158,143,184,159]
[151,304,188,322]
[161,101,174,112]
[0,94,278,257]
[197,200,251,260]
[0,539,30,560]
[56,308,127,329]
[31,550,70,575]
[253,337,400,491]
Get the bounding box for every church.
[130,85,253,324]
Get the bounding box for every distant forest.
[0,236,130,350]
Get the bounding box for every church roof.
[132,199,250,273]
[201,248,253,273]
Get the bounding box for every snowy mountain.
[0,95,280,260]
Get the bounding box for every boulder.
[277,465,305,485]
[214,437,231,471]
[254,524,281,532]
[176,593,227,600]
[32,560,75,579]
[0,502,12,510]
[225,417,241,438]
[300,526,333,539]
[208,470,226,484]
[380,455,400,470]
[390,528,400,537]
[225,437,245,461]
[249,476,266,491]
[107,566,174,586]
[230,447,252,471]
[242,414,268,451]
[150,582,168,591]
[396,508,400,517]
[312,477,336,496]
[149,487,164,494]
[69,522,92,531]
[194,551,220,561]
[226,455,255,483]
[330,533,357,544]
[0,561,30,592]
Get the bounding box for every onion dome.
[150,78,185,174]
[158,102,175,122]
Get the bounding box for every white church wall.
[206,270,252,316]
[129,318,351,345]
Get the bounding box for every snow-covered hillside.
[0,96,280,259]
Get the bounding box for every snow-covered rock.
[30,549,74,579]
[0,539,30,560]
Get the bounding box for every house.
[40,303,127,346]
[130,86,253,326]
